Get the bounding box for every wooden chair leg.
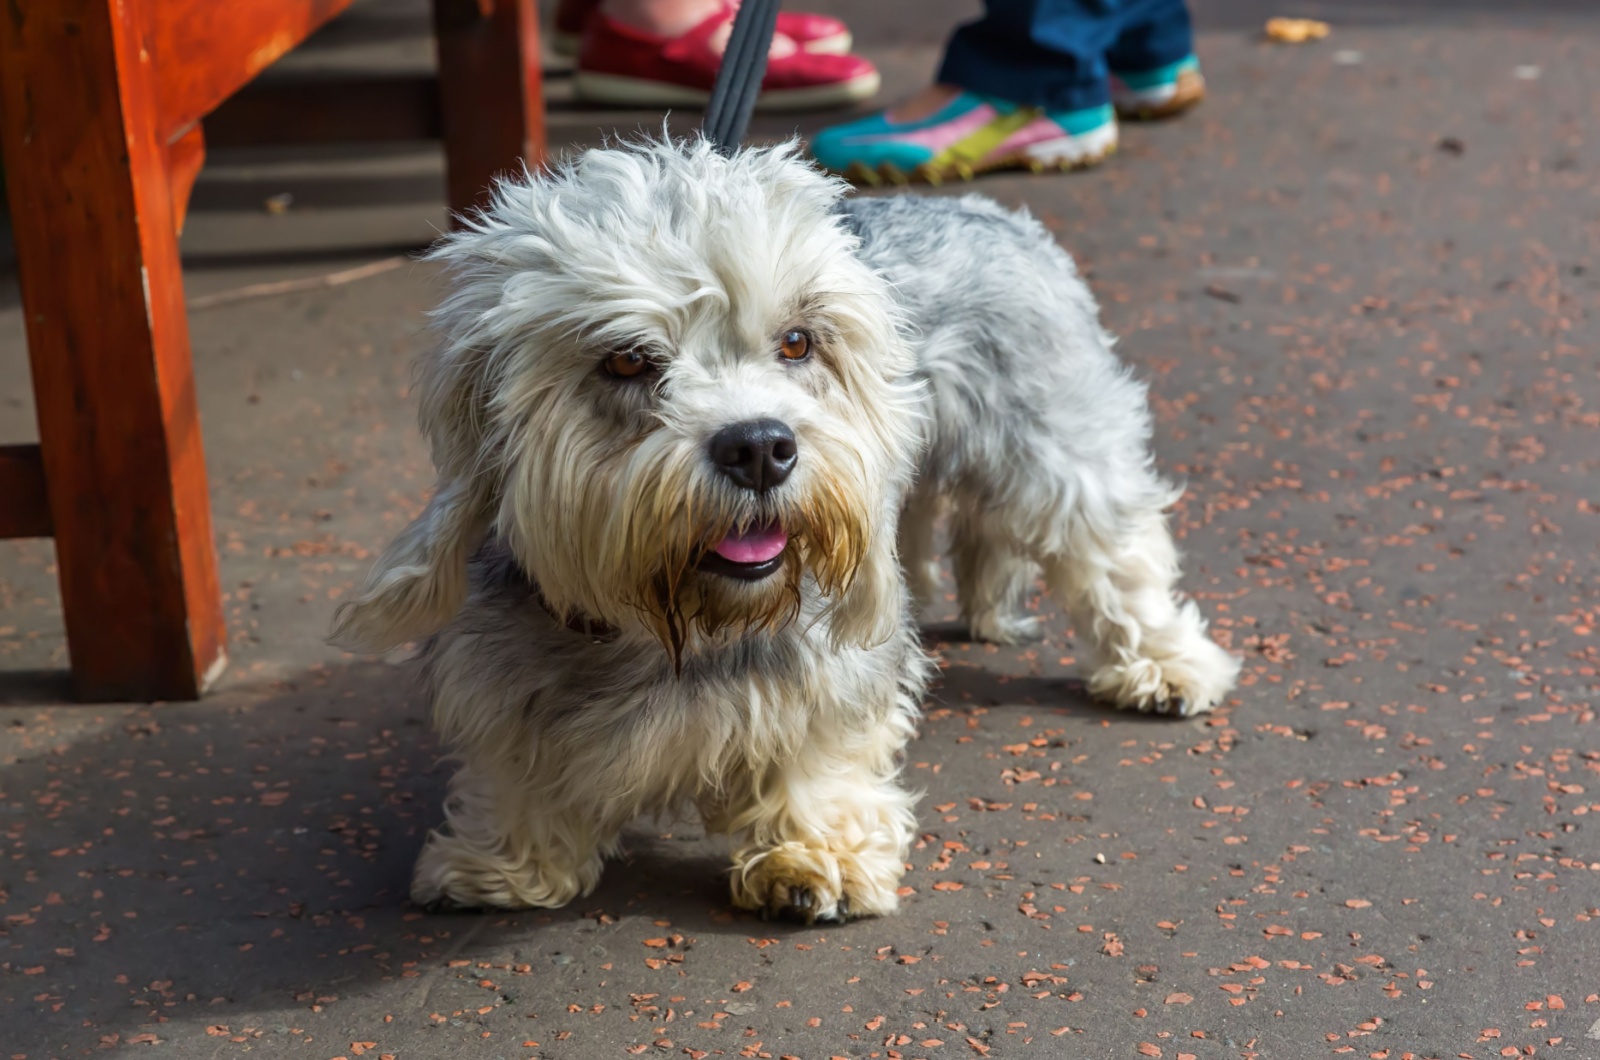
[166,124,208,237]
[432,0,548,218]
[0,0,227,701]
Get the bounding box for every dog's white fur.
[333,138,1238,919]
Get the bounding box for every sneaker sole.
[574,69,880,111]
[1113,69,1206,121]
[836,124,1118,187]
[553,28,852,57]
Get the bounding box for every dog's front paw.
[760,880,854,925]
[733,844,853,924]
[731,840,899,924]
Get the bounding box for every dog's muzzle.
[698,419,796,581]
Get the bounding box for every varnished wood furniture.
[0,0,545,701]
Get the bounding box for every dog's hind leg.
[950,503,1044,645]
[410,761,618,910]
[898,485,945,617]
[1042,498,1239,716]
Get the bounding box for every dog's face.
[333,140,922,660]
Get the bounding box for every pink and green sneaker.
[808,91,1118,186]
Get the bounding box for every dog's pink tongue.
[713,522,788,564]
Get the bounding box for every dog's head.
[333,138,921,661]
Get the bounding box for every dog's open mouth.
[696,521,788,581]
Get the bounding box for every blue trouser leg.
[1105,0,1195,76]
[937,0,1195,111]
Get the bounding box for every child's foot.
[809,85,1117,186]
[1111,55,1205,120]
[574,2,878,110]
[552,0,851,57]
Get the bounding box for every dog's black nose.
[709,419,797,492]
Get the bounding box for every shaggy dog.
[333,138,1239,922]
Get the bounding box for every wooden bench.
[0,0,546,700]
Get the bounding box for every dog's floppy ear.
[330,473,494,652]
[333,290,504,653]
[332,196,526,653]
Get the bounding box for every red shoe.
[574,4,879,111]
[553,0,851,57]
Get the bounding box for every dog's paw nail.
[817,895,852,924]
[776,887,820,925]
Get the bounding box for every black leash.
[702,0,783,155]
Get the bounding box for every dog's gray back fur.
[841,193,1160,518]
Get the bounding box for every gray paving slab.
[4,3,1600,1058]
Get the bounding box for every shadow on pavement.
[3,643,1114,1055]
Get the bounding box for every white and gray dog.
[333,137,1238,922]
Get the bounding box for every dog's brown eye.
[602,350,654,380]
[779,329,812,361]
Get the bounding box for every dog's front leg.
[708,714,918,924]
[411,760,618,911]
